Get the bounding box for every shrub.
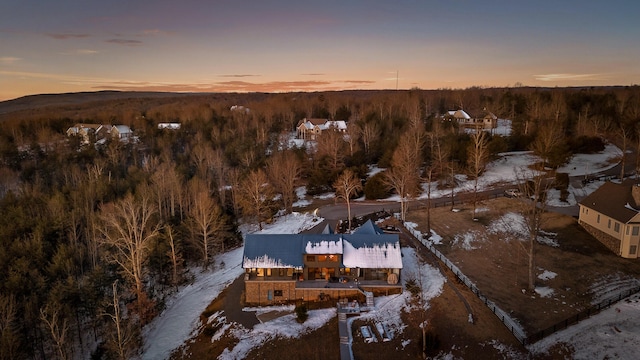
[568,136,605,154]
[295,303,308,323]
[555,172,569,190]
[364,172,391,200]
[405,278,421,297]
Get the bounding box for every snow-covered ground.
[140,212,447,360]
[141,212,322,360]
[528,293,640,360]
[382,142,622,206]
[140,249,244,360]
[141,139,630,359]
[407,214,640,360]
[217,246,446,359]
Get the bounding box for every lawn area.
[406,197,640,335]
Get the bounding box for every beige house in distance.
[296,118,347,140]
[578,182,640,259]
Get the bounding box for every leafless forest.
[0,86,639,359]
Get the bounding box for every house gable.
[578,181,640,259]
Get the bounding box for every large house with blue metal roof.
[242,220,403,304]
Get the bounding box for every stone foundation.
[579,220,621,255]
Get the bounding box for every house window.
[633,227,639,236]
[318,255,328,262]
[257,268,264,277]
[614,222,620,233]
[631,245,638,255]
[266,268,272,277]
[306,255,315,262]
[274,290,283,297]
[279,268,285,276]
[597,214,600,223]
[608,219,611,228]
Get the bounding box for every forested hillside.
[0,86,638,359]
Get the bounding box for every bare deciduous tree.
[468,130,489,219]
[344,122,360,157]
[359,121,380,156]
[384,125,424,221]
[517,170,551,292]
[530,120,563,169]
[40,304,70,360]
[238,169,274,230]
[0,295,20,360]
[105,281,138,360]
[165,225,183,290]
[267,151,302,214]
[315,129,346,171]
[99,192,160,311]
[333,169,363,232]
[188,180,225,268]
[618,123,630,181]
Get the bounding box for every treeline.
[0,86,639,359]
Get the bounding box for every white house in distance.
[296,118,348,140]
[111,125,133,141]
[578,181,640,259]
[158,123,181,130]
[66,123,101,145]
[67,123,136,145]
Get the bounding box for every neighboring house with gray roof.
[66,123,101,145]
[296,118,347,140]
[578,181,640,259]
[111,125,133,142]
[442,109,498,132]
[242,220,402,304]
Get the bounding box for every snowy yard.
[140,141,635,360]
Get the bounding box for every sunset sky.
[1,0,639,101]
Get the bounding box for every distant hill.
[0,90,272,123]
[0,91,195,116]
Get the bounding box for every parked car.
[504,188,522,198]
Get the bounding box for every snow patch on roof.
[305,239,343,254]
[342,240,402,268]
[243,255,295,269]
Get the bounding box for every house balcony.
[244,273,401,290]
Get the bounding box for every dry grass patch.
[406,198,640,335]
